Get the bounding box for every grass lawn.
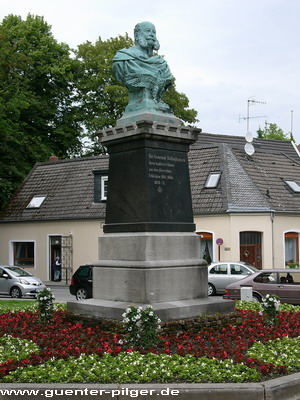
[0,299,36,311]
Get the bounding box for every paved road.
[48,284,75,303]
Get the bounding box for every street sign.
[216,238,223,246]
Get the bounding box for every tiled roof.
[190,132,300,214]
[1,132,300,222]
[0,156,109,222]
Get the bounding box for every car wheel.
[10,286,22,298]
[208,283,216,296]
[252,293,262,303]
[76,287,89,300]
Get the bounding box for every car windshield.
[6,267,32,277]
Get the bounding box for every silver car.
[208,261,258,296]
[0,265,46,298]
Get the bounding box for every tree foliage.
[0,14,199,210]
[0,14,82,210]
[257,123,291,141]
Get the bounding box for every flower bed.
[0,301,300,383]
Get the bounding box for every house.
[0,132,300,282]
[192,133,300,269]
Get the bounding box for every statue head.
[134,21,160,51]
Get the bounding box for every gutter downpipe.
[270,211,275,269]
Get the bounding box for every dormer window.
[284,180,300,193]
[205,172,221,188]
[26,195,46,208]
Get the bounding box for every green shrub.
[122,305,161,349]
[36,288,55,323]
[2,352,261,383]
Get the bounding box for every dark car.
[224,268,300,304]
[69,265,93,300]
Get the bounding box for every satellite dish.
[244,143,255,156]
[245,131,253,143]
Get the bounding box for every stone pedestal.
[67,119,235,321]
[93,232,207,303]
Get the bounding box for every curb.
[0,373,300,400]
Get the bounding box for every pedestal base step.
[67,297,235,322]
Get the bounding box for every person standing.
[52,256,61,281]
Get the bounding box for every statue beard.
[138,37,160,51]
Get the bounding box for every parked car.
[0,265,46,298]
[224,269,300,304]
[69,265,93,300]
[208,261,258,296]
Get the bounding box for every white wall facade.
[195,212,300,269]
[0,220,103,281]
[0,212,299,281]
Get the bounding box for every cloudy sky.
[1,0,300,143]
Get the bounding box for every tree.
[257,123,290,141]
[0,14,82,210]
[75,35,198,154]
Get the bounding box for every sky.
[1,0,300,143]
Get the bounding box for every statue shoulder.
[113,47,139,61]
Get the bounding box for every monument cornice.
[98,119,201,146]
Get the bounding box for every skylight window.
[285,180,300,193]
[26,195,46,208]
[205,172,221,188]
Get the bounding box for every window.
[77,265,93,278]
[230,264,250,275]
[197,232,213,264]
[13,242,35,267]
[278,272,300,284]
[285,232,299,265]
[26,195,46,208]
[93,170,108,202]
[254,272,277,284]
[284,180,300,193]
[210,264,228,275]
[101,176,108,200]
[205,172,221,188]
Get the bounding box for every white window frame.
[26,195,46,208]
[205,172,221,188]
[101,176,108,201]
[9,240,36,268]
[284,180,300,193]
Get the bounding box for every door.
[208,263,230,292]
[49,236,61,281]
[240,232,262,269]
[277,271,300,304]
[0,268,11,294]
[229,263,254,284]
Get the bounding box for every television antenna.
[245,97,266,131]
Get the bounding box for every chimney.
[49,155,59,162]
